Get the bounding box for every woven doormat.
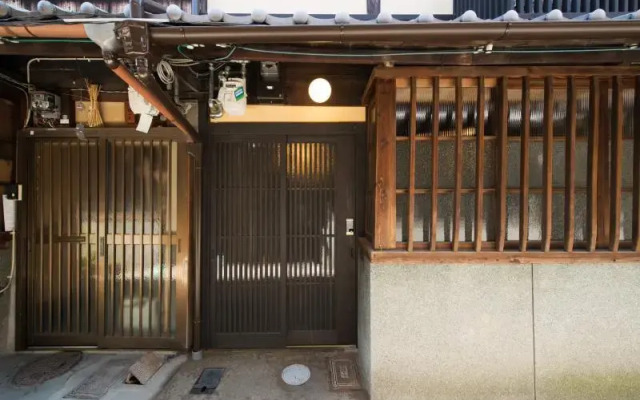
[328,357,362,391]
[64,359,131,399]
[13,351,83,387]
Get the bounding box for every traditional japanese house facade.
[1,1,640,399]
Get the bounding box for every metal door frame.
[16,129,195,350]
[202,123,365,348]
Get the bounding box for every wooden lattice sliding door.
[25,138,191,349]
[208,135,356,348]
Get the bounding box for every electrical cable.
[156,59,175,86]
[0,74,31,128]
[234,44,640,58]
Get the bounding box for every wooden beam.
[453,77,463,251]
[497,77,508,251]
[610,75,624,252]
[634,76,640,252]
[475,77,485,252]
[373,79,397,249]
[359,237,640,265]
[373,66,640,80]
[430,77,440,251]
[565,76,577,252]
[407,78,417,251]
[587,77,600,252]
[520,77,531,252]
[542,76,554,252]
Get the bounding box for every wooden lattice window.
[365,67,640,255]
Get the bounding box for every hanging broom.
[85,79,104,128]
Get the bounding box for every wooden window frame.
[363,66,640,261]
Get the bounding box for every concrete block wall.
[358,258,640,400]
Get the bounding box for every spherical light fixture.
[308,78,331,104]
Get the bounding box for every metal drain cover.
[329,357,361,390]
[281,364,311,386]
[13,351,83,387]
[190,368,225,395]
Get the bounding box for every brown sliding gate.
[24,137,193,349]
[207,135,357,348]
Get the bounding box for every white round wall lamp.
[308,78,332,103]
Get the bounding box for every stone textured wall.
[358,260,640,400]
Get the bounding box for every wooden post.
[634,76,640,252]
[542,76,554,252]
[597,78,611,248]
[453,77,463,251]
[373,79,397,249]
[609,76,623,252]
[407,78,417,251]
[475,77,485,252]
[565,76,577,251]
[430,77,440,251]
[587,77,600,252]
[520,76,531,252]
[496,77,508,251]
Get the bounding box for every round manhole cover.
[13,351,83,387]
[281,364,311,386]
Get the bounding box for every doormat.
[190,368,225,395]
[64,359,131,399]
[13,351,83,387]
[328,357,362,391]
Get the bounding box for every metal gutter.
[148,20,640,46]
[3,19,640,46]
[0,24,87,38]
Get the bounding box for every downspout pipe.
[105,58,199,142]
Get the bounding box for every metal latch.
[346,218,355,236]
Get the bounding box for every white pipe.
[26,57,103,89]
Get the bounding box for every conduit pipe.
[107,60,198,142]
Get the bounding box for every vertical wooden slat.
[430,77,439,251]
[610,75,623,252]
[453,77,463,251]
[497,77,508,251]
[407,78,417,251]
[139,144,145,336]
[565,76,577,251]
[475,77,485,252]
[587,77,600,252]
[373,79,396,249]
[520,76,531,252]
[633,76,640,252]
[97,140,106,338]
[542,76,554,252]
[48,142,53,333]
[597,79,611,247]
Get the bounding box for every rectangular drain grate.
[190,368,225,395]
[329,358,362,391]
